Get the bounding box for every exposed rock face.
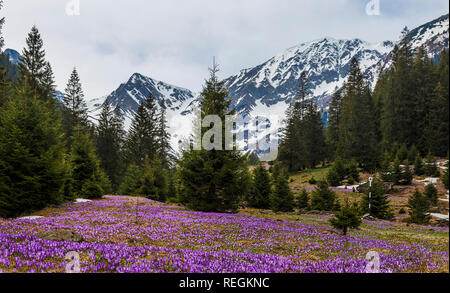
[36,229,83,242]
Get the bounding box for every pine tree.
[178,62,249,212]
[414,154,424,176]
[330,200,361,235]
[424,153,439,177]
[278,72,309,172]
[423,183,438,206]
[156,100,172,169]
[270,170,294,212]
[0,83,68,218]
[124,93,158,166]
[62,68,89,149]
[408,190,431,225]
[248,165,271,209]
[311,181,336,211]
[427,82,449,157]
[443,157,449,190]
[337,58,378,171]
[302,101,327,168]
[139,158,167,202]
[96,100,125,190]
[297,189,310,210]
[327,86,344,158]
[360,180,393,220]
[118,164,143,196]
[70,130,104,199]
[17,26,55,102]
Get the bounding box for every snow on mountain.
[224,37,394,117]
[88,73,197,148]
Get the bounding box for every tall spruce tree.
[330,200,361,235]
[302,101,327,168]
[124,93,158,166]
[337,58,378,171]
[70,130,104,199]
[178,62,249,212]
[327,86,344,158]
[0,82,68,218]
[17,26,54,102]
[156,100,172,169]
[96,100,125,190]
[62,68,89,149]
[278,72,309,172]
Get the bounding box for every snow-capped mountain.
[87,14,448,151]
[224,38,394,116]
[369,13,449,80]
[89,73,197,147]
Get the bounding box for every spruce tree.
[17,26,54,102]
[70,130,104,199]
[337,58,378,171]
[327,86,344,158]
[118,164,143,196]
[443,158,449,190]
[423,183,438,206]
[96,100,125,190]
[424,153,439,177]
[311,181,336,211]
[0,83,68,218]
[139,158,167,202]
[124,93,158,166]
[302,101,327,168]
[270,170,294,212]
[427,82,449,157]
[360,180,393,220]
[0,1,8,108]
[156,100,172,169]
[297,189,310,210]
[330,200,361,235]
[248,165,271,209]
[408,190,431,225]
[62,68,89,149]
[278,72,309,172]
[414,154,424,176]
[178,63,249,212]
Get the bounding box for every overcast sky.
[2,0,449,99]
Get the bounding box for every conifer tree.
[443,157,449,190]
[270,170,294,212]
[427,82,449,157]
[302,101,327,168]
[0,1,8,108]
[124,93,158,166]
[178,62,249,212]
[96,100,125,190]
[330,200,361,235]
[248,165,271,209]
[414,154,424,176]
[156,100,172,169]
[62,68,89,149]
[423,183,438,206]
[70,130,104,199]
[118,164,143,195]
[311,181,336,211]
[327,86,344,158]
[337,58,378,171]
[424,153,439,177]
[408,190,431,225]
[297,189,310,210]
[360,180,393,220]
[0,83,68,218]
[17,26,54,102]
[139,158,167,202]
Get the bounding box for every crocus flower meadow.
[0,196,448,273]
